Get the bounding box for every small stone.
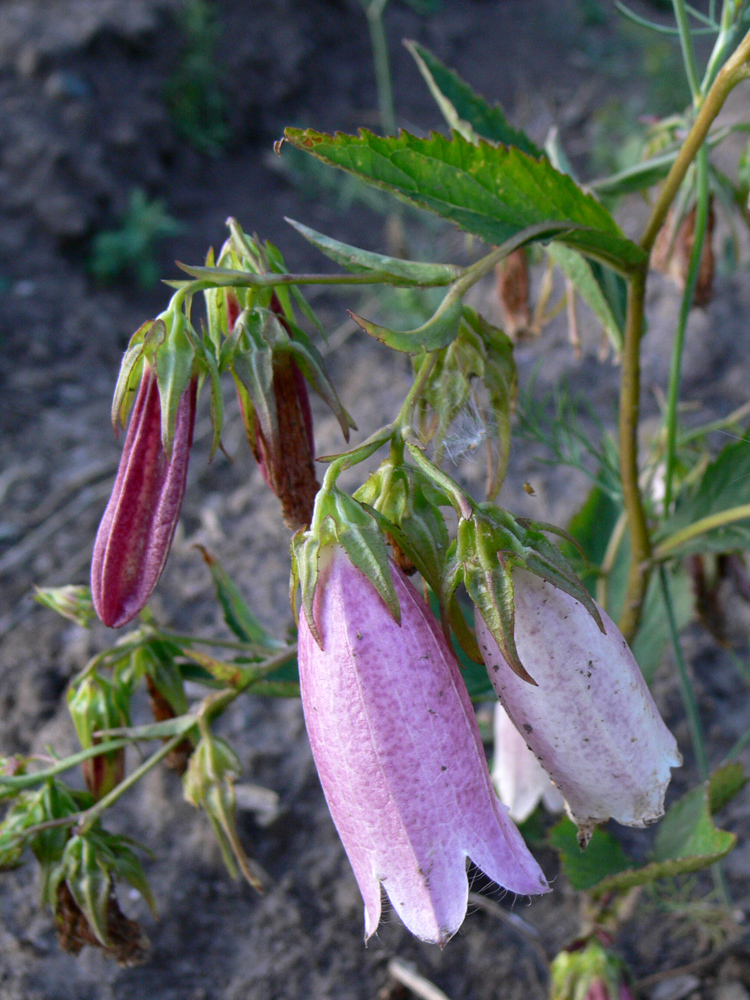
[650,975,700,1000]
[714,983,750,1000]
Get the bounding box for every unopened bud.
[92,363,197,627]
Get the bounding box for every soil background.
[4,1,750,998]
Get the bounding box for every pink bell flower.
[492,702,564,824]
[298,545,548,945]
[92,363,196,628]
[475,568,681,845]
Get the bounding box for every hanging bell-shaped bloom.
[492,701,564,824]
[298,545,548,945]
[475,569,681,846]
[92,363,196,628]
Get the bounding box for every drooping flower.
[492,701,564,824]
[475,568,681,845]
[92,363,196,628]
[298,545,548,945]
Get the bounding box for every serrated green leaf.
[657,438,750,557]
[581,768,739,897]
[549,817,631,891]
[654,771,737,864]
[405,41,542,156]
[286,217,459,285]
[196,546,283,651]
[547,243,625,352]
[283,128,647,273]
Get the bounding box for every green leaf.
[657,438,750,557]
[286,217,460,286]
[405,41,542,157]
[549,817,630,891]
[196,546,283,651]
[631,566,692,684]
[586,767,739,897]
[283,128,647,273]
[708,762,747,813]
[547,243,625,352]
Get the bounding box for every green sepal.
[33,585,95,628]
[111,319,160,431]
[154,308,196,458]
[350,284,463,354]
[285,327,356,439]
[458,516,535,684]
[354,460,450,593]
[264,238,328,339]
[286,217,461,286]
[228,309,278,455]
[134,640,189,717]
[458,504,605,684]
[292,489,400,647]
[67,671,131,752]
[200,329,224,459]
[196,546,283,652]
[183,731,265,891]
[54,834,112,946]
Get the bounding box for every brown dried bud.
[145,673,193,774]
[55,882,150,967]
[652,201,715,307]
[495,248,531,338]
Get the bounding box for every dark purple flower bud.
[92,364,196,627]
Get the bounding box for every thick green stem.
[617,27,750,637]
[77,732,189,835]
[641,27,750,253]
[663,145,710,513]
[618,267,652,641]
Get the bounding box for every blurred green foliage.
[164,0,229,155]
[89,189,183,288]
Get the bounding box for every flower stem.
[617,267,652,641]
[672,0,703,101]
[617,26,750,637]
[663,144,710,513]
[659,565,708,780]
[77,731,189,835]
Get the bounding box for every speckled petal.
[476,569,681,843]
[299,547,548,945]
